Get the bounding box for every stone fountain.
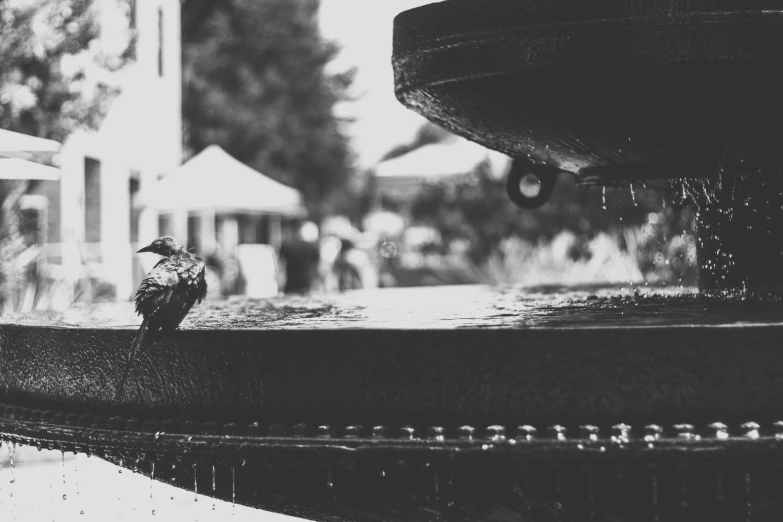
[3,1,783,520]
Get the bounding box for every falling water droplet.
[434,470,440,504]
[150,462,155,499]
[80,510,84,515]
[745,471,752,522]
[679,470,688,509]
[554,467,563,511]
[585,464,595,518]
[232,465,236,512]
[62,494,67,500]
[630,184,637,206]
[651,468,659,522]
[212,465,216,492]
[152,510,156,515]
[602,187,607,210]
[8,443,16,493]
[194,464,198,502]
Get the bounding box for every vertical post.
[172,209,188,248]
[198,209,216,255]
[269,214,282,251]
[217,216,239,257]
[58,134,87,305]
[100,154,133,300]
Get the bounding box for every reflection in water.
[6,284,780,331]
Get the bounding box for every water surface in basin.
[2,285,781,330]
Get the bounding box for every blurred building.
[50,0,183,300]
[374,137,510,203]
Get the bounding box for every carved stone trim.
[3,402,783,462]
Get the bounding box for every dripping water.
[602,186,607,210]
[9,442,15,486]
[679,469,688,509]
[327,468,335,501]
[651,469,659,522]
[586,465,595,519]
[434,470,440,505]
[232,465,236,512]
[554,467,563,511]
[630,183,637,206]
[194,464,198,502]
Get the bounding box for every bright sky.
[318,0,437,169]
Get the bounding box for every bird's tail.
[116,317,150,400]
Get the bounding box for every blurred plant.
[410,159,699,286]
[182,0,355,220]
[0,0,133,312]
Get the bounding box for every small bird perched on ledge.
[117,236,207,396]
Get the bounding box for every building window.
[129,172,141,243]
[158,214,173,238]
[157,6,164,77]
[84,157,101,242]
[187,214,198,251]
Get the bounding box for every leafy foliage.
[0,0,132,311]
[182,0,354,220]
[0,0,131,141]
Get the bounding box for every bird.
[117,236,208,397]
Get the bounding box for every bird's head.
[137,236,186,256]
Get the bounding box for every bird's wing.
[164,254,208,333]
[194,256,208,303]
[134,258,180,317]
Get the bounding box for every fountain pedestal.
[3,287,783,521]
[393,0,783,296]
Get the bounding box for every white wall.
[58,0,183,301]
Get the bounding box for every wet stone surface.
[2,286,783,521]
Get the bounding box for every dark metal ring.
[506,159,559,209]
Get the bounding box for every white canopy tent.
[0,129,61,180]
[0,128,61,162]
[0,157,60,180]
[139,145,305,216]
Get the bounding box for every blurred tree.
[0,0,132,310]
[182,0,354,220]
[380,121,453,162]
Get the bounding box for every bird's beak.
[137,244,155,254]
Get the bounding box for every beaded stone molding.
[3,402,783,463]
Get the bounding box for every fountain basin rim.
[3,402,782,462]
